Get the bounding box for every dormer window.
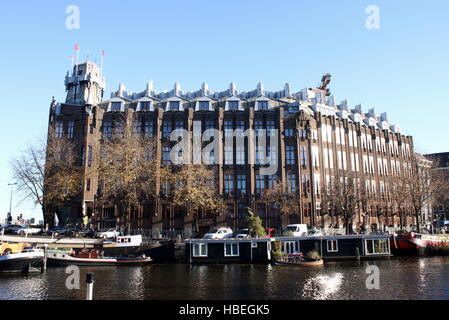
[111,102,121,112]
[258,101,268,111]
[199,101,210,111]
[228,101,239,111]
[170,101,180,111]
[140,101,151,111]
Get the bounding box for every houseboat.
[391,232,449,255]
[0,242,44,272]
[275,235,392,261]
[47,248,152,266]
[185,238,273,264]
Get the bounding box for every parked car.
[203,227,233,239]
[94,228,120,239]
[71,228,94,238]
[284,224,308,237]
[14,226,42,236]
[307,228,324,236]
[235,229,250,238]
[265,228,277,238]
[0,224,21,234]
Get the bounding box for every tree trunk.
[415,208,421,233]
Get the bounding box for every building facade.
[48,62,416,236]
[424,152,449,225]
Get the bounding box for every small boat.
[0,242,44,272]
[47,248,152,266]
[273,253,324,266]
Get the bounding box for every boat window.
[327,240,338,252]
[365,239,390,255]
[224,243,239,257]
[193,243,208,257]
[282,241,299,254]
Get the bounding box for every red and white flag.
[74,44,79,51]
[101,50,105,56]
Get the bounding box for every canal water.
[1,257,449,300]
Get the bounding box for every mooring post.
[355,247,360,261]
[42,244,48,272]
[86,272,94,300]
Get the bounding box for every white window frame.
[365,239,390,255]
[282,241,299,254]
[224,243,240,257]
[327,239,338,252]
[193,243,208,257]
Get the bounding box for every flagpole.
[75,45,80,78]
[100,50,104,79]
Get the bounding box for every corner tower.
[65,61,105,106]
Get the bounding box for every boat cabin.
[276,235,391,260]
[186,238,274,264]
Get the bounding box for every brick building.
[48,62,416,236]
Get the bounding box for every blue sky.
[0,0,448,221]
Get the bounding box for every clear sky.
[0,0,448,221]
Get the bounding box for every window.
[193,243,208,257]
[258,101,268,111]
[286,146,295,165]
[301,174,310,194]
[236,146,245,164]
[287,173,297,193]
[237,175,246,195]
[224,145,233,165]
[266,120,275,136]
[140,101,151,111]
[224,243,239,256]
[285,128,294,137]
[170,101,180,111]
[224,120,233,136]
[163,121,171,138]
[238,203,247,218]
[87,145,93,167]
[224,174,234,195]
[256,175,265,194]
[254,120,264,136]
[199,101,209,111]
[300,146,308,166]
[327,240,338,252]
[282,241,299,254]
[267,175,277,188]
[67,122,74,138]
[144,121,153,137]
[228,101,239,111]
[162,146,171,165]
[235,120,245,136]
[86,179,91,192]
[55,121,64,138]
[365,239,390,255]
[103,121,112,138]
[205,120,215,131]
[111,102,121,112]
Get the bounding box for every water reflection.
[1,257,449,300]
[301,273,344,300]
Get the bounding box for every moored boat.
[0,242,44,272]
[47,248,152,266]
[391,232,449,255]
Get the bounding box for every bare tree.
[261,182,300,230]
[390,175,411,230]
[10,127,82,226]
[323,171,365,235]
[167,164,224,233]
[96,119,158,233]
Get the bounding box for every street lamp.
[7,183,17,222]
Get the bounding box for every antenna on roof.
[100,50,105,78]
[318,73,331,96]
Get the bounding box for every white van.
[284,224,308,237]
